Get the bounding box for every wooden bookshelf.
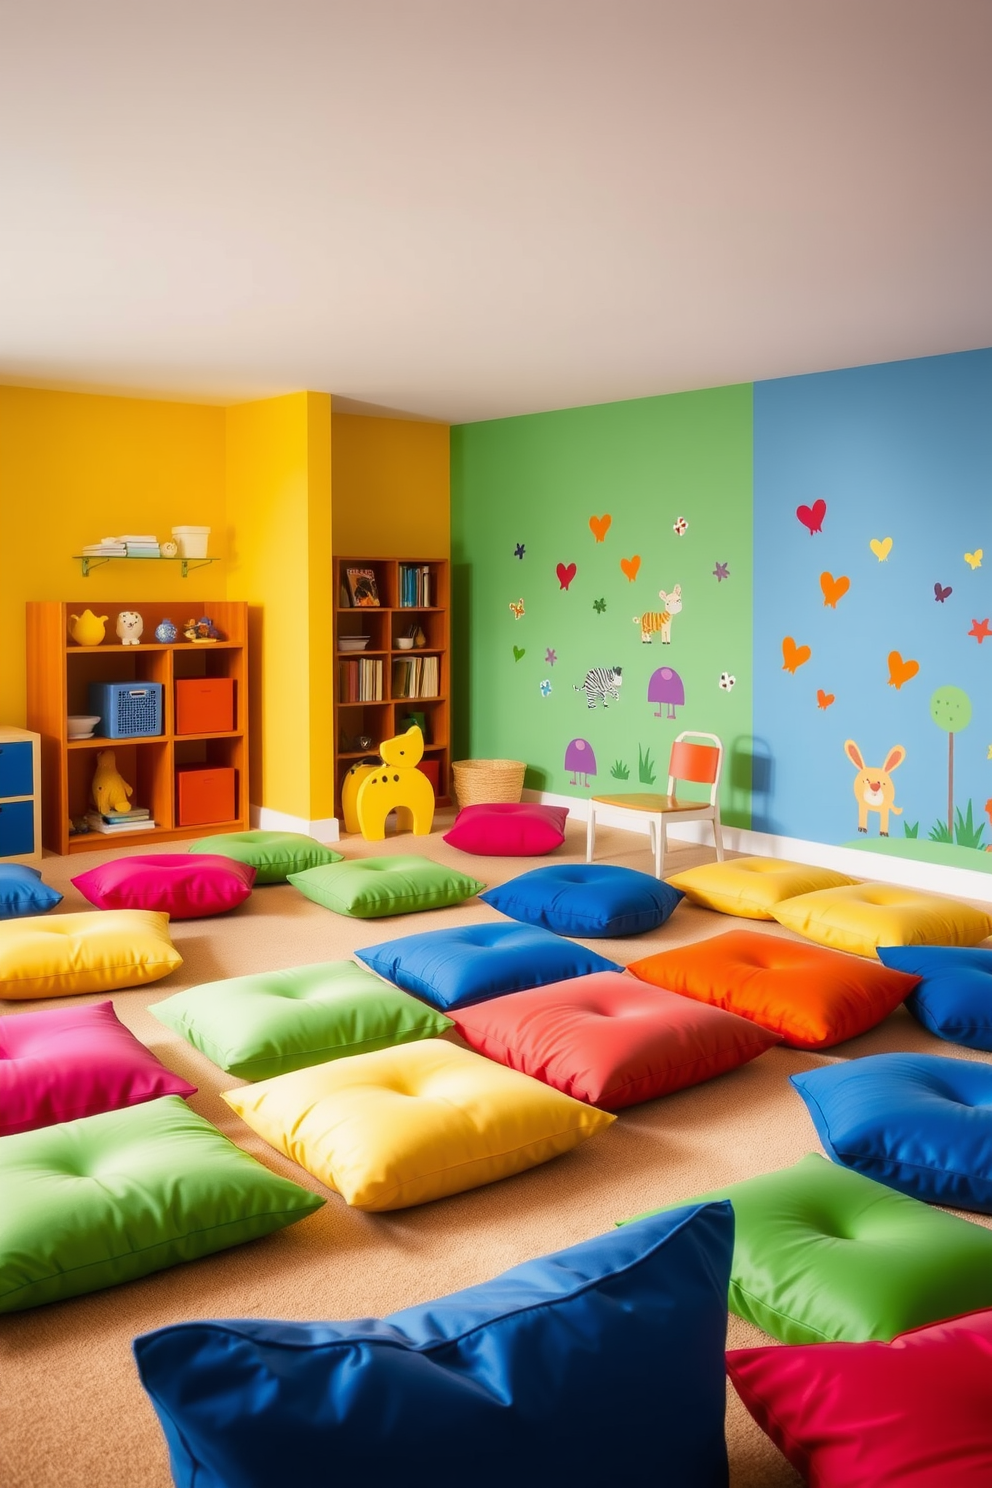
[333,557,450,819]
[26,600,249,855]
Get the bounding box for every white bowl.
[68,714,101,739]
[339,636,371,652]
[395,637,414,650]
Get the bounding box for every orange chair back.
[669,739,720,786]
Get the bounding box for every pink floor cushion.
[0,1000,195,1136]
[452,972,781,1110]
[72,854,255,919]
[443,803,569,856]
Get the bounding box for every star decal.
[593,597,607,614]
[545,648,557,666]
[713,562,729,582]
[513,543,525,560]
[969,618,992,644]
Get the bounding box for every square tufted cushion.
[877,944,992,1049]
[152,960,452,1081]
[0,909,182,1000]
[791,1052,992,1213]
[356,923,621,1012]
[190,830,342,884]
[627,929,917,1049]
[728,1309,992,1488]
[0,1000,195,1136]
[72,854,255,919]
[287,855,483,918]
[666,856,856,920]
[222,1039,615,1211]
[480,864,682,938]
[442,802,569,857]
[0,1095,323,1312]
[622,1152,992,1343]
[135,1202,733,1488]
[0,864,62,920]
[770,881,992,958]
[452,973,781,1110]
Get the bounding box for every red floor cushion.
[72,854,255,919]
[728,1307,992,1487]
[627,929,919,1049]
[452,972,780,1109]
[443,803,568,856]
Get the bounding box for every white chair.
[586,731,725,879]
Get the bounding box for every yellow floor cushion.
[667,857,856,920]
[771,882,992,959]
[223,1038,614,1211]
[0,910,182,1000]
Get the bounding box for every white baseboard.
[250,805,340,843]
[523,788,992,904]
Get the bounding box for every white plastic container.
[171,525,211,559]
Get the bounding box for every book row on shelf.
[398,563,432,608]
[392,654,439,699]
[84,806,156,835]
[339,658,384,703]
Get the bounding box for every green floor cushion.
[288,856,484,918]
[621,1153,992,1344]
[152,961,452,1080]
[0,1095,323,1312]
[190,830,342,884]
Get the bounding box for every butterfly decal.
[934,583,952,603]
[964,550,983,570]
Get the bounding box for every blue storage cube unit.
[0,741,33,799]
[0,800,34,858]
[89,681,164,739]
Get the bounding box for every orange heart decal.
[620,555,641,582]
[887,650,920,690]
[820,571,850,609]
[589,514,612,543]
[782,636,811,674]
[816,689,835,710]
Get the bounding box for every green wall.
[451,384,754,825]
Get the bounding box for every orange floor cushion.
[627,930,920,1050]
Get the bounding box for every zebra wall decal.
[573,666,623,709]
[634,585,682,644]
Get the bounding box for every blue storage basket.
[90,682,164,739]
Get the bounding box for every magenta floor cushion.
[443,803,569,856]
[72,854,255,919]
[0,1001,195,1136]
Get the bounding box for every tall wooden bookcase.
[332,557,450,819]
[27,600,250,855]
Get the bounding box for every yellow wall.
[225,392,334,822]
[0,386,227,725]
[331,413,449,557]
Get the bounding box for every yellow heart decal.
[870,537,893,562]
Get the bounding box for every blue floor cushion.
[792,1052,992,1212]
[877,945,992,1049]
[134,1201,734,1488]
[355,923,620,1011]
[0,865,62,920]
[480,864,683,938]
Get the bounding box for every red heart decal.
[797,499,827,535]
[816,689,835,710]
[556,562,577,591]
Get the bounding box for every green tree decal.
[929,686,972,838]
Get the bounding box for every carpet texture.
[2,817,990,1488]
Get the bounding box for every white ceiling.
[1,0,990,424]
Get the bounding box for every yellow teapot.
[68,610,108,646]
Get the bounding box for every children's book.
[346,568,380,607]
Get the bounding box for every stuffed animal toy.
[91,750,134,816]
[116,610,144,646]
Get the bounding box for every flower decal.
[545,647,557,666]
[673,516,688,536]
[514,543,525,559]
[593,597,607,614]
[540,679,552,697]
[712,562,729,581]
[719,672,736,691]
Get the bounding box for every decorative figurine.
[183,615,222,643]
[116,610,144,646]
[68,610,108,646]
[155,618,178,643]
[91,750,133,815]
[160,540,179,558]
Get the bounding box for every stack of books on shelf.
[82,538,127,557]
[123,534,161,557]
[85,806,155,835]
[392,654,439,699]
[339,657,383,703]
[399,564,432,608]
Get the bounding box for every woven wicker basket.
[451,758,527,809]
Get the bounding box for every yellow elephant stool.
[341,761,378,835]
[355,726,435,840]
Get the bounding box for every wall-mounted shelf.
[74,555,218,578]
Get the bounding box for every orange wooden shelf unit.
[27,600,250,855]
[333,557,451,817]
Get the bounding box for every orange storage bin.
[175,678,235,736]
[176,766,236,827]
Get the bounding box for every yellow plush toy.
[91,749,133,815]
[355,726,435,840]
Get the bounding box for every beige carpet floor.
[2,817,991,1488]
